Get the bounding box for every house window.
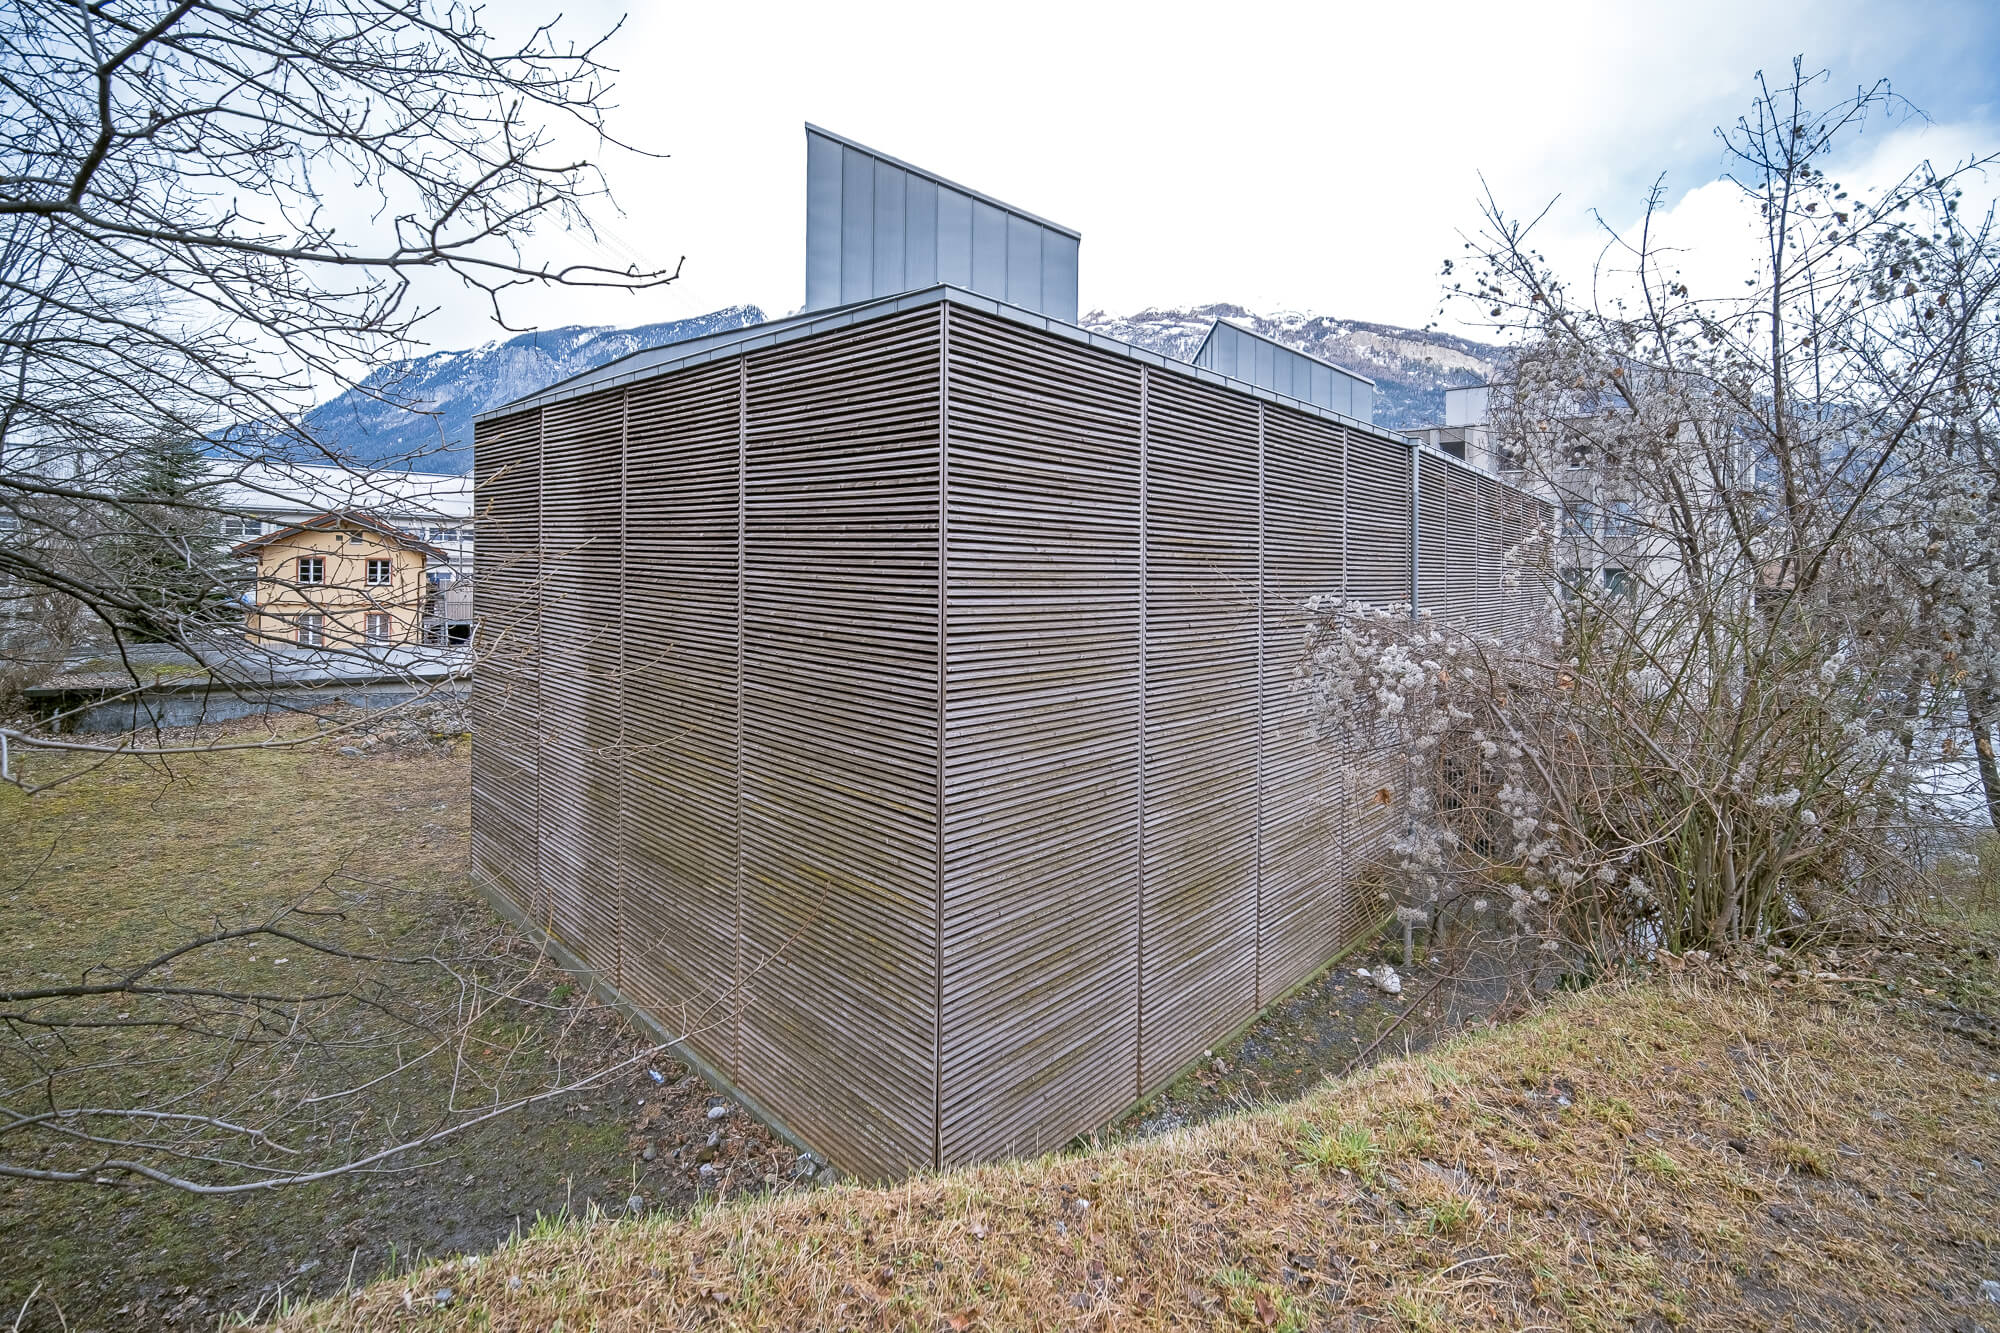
[366,558,392,586]
[1603,567,1633,597]
[217,516,262,538]
[298,555,324,585]
[1562,502,1595,537]
[348,532,367,544]
[1558,567,1588,600]
[1606,500,1638,537]
[297,613,324,646]
[364,612,394,644]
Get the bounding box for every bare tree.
[0,0,674,737]
[0,0,725,1222]
[1312,62,2000,969]
[0,882,738,1194]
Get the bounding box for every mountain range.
[300,306,767,472]
[1078,305,1501,428]
[302,304,1501,474]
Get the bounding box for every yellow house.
[232,511,448,648]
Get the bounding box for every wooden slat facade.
[1138,371,1261,1095]
[471,294,1548,1179]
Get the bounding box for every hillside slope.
[274,953,2000,1331]
[1081,305,1503,429]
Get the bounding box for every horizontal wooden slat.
[471,295,1554,1180]
[1259,404,1352,1003]
[736,309,943,1181]
[1137,371,1260,1092]
[939,307,1141,1166]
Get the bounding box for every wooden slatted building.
[470,285,1548,1179]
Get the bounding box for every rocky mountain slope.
[1079,304,1502,429]
[299,302,1500,473]
[300,306,766,473]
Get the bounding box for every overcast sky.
[431,0,2000,350]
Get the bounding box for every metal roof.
[227,509,450,561]
[1192,318,1375,423]
[480,285,1380,430]
[803,124,1080,240]
[475,285,1515,489]
[805,125,1080,323]
[208,461,473,520]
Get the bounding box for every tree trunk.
[1969,693,2000,832]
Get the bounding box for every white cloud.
[1506,117,2000,329]
[396,0,2000,350]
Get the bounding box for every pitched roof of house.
[229,509,449,561]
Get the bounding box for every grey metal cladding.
[970,200,1006,296]
[873,159,906,294]
[1041,233,1079,324]
[1004,214,1040,309]
[804,125,1080,320]
[840,145,875,304]
[1193,319,1374,424]
[804,132,843,310]
[937,190,972,287]
[905,176,938,289]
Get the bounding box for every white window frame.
[297,612,324,646]
[366,557,392,586]
[297,555,324,585]
[364,611,394,644]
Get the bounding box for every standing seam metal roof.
[803,124,1080,240]
[474,284,1509,492]
[1194,317,1376,386]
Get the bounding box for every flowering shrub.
[1319,65,2000,960]
[1303,591,1920,958]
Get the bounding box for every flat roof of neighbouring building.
[209,461,473,520]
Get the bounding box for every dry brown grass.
[0,721,794,1329]
[271,955,2000,1331]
